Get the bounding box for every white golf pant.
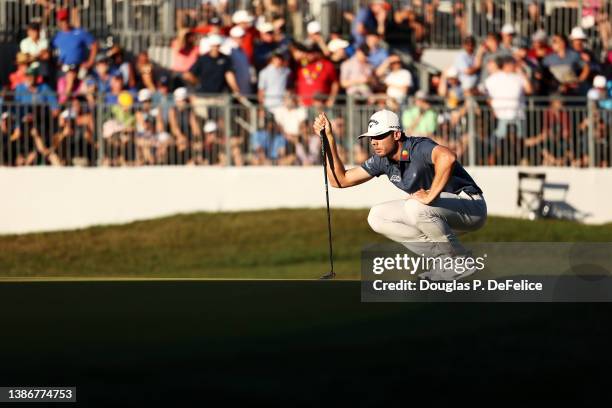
[367,192,487,257]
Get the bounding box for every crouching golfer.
[313,109,487,280]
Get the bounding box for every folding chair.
[517,172,546,220]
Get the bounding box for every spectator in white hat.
[169,87,200,164]
[569,26,587,43]
[589,75,612,110]
[231,10,256,62]
[203,120,217,134]
[306,20,330,57]
[202,120,222,165]
[137,88,153,104]
[307,21,322,37]
[173,86,188,101]
[183,34,241,117]
[500,23,516,55]
[327,37,351,71]
[569,26,599,75]
[222,26,252,95]
[135,88,162,165]
[232,10,254,26]
[376,54,413,105]
[253,21,278,70]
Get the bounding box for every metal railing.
[342,0,611,49]
[1,93,610,168]
[0,0,307,42]
[2,1,610,50]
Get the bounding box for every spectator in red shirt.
[295,43,339,107]
[527,30,552,61]
[9,53,33,90]
[170,29,199,78]
[192,16,228,36]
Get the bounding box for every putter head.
[319,271,336,280]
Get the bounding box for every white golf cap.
[173,87,188,101]
[158,131,171,143]
[358,109,402,139]
[570,26,587,40]
[581,15,595,29]
[415,90,427,99]
[203,120,218,133]
[328,38,349,53]
[220,39,236,55]
[307,21,321,35]
[446,66,459,78]
[531,29,547,42]
[232,10,254,24]
[257,21,274,33]
[587,88,602,101]
[207,34,224,46]
[229,25,245,38]
[593,75,607,88]
[138,88,152,102]
[199,37,210,55]
[501,23,515,35]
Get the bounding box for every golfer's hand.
[313,112,333,140]
[410,189,433,205]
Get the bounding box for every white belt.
[458,191,482,200]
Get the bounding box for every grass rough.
[0,209,610,279]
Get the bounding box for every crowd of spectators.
[1,1,612,167]
[435,22,612,166]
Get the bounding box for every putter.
[319,129,335,280]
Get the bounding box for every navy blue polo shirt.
[361,137,482,195]
[189,54,232,94]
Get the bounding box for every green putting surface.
[1,210,610,403]
[0,281,609,405]
[1,209,611,280]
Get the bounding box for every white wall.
[421,49,461,72]
[1,166,611,234]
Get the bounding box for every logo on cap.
[368,119,379,128]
